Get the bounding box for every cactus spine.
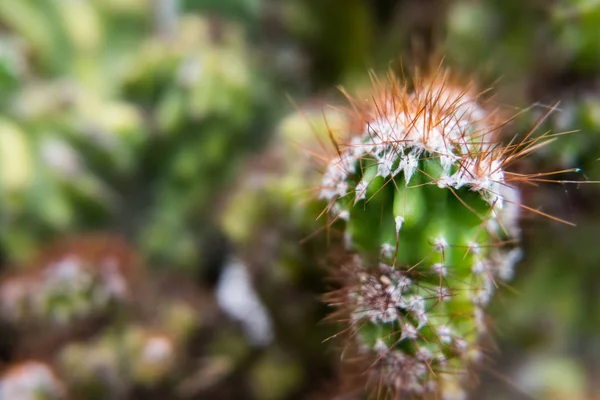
[320,69,524,398]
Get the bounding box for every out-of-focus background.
[0,0,599,399]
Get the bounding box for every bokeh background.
[0,0,599,399]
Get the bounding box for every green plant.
[0,1,272,269]
[318,67,550,398]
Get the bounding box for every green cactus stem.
[320,69,525,399]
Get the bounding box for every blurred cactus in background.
[0,245,130,326]
[0,236,138,359]
[0,234,206,399]
[0,236,134,343]
[0,0,273,270]
[127,15,272,269]
[58,325,179,398]
[218,106,352,398]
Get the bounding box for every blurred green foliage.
[0,0,275,269]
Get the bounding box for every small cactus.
[0,236,138,327]
[58,325,178,397]
[318,68,538,398]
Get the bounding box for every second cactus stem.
[319,69,524,399]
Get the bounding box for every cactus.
[216,107,357,398]
[0,235,139,363]
[318,68,533,398]
[0,234,204,398]
[0,1,272,269]
[58,325,178,397]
